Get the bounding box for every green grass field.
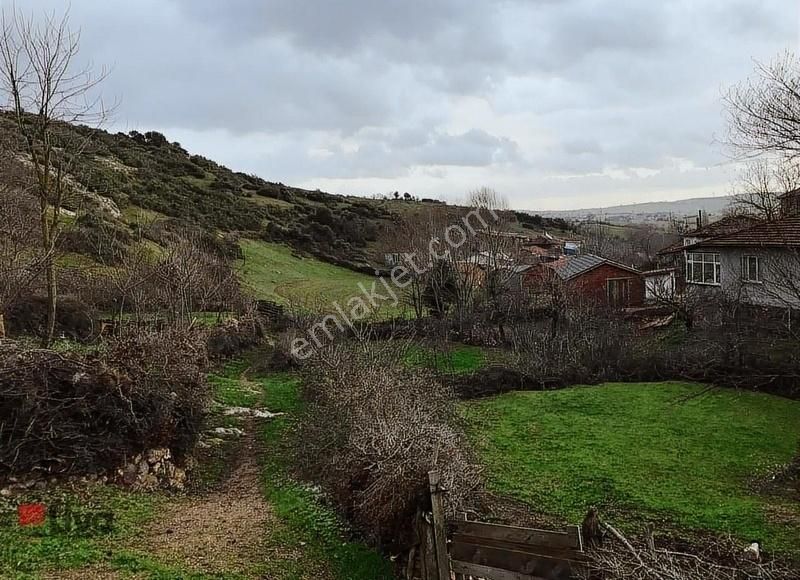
[239,240,403,317]
[463,382,800,551]
[404,343,487,374]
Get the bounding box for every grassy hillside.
[239,240,380,307]
[463,382,800,552]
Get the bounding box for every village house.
[519,253,646,308]
[662,190,800,309]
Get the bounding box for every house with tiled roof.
[661,190,800,308]
[519,253,646,308]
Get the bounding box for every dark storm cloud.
[7,0,799,209]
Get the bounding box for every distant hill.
[535,196,733,221]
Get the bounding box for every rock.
[146,448,170,465]
[135,473,159,491]
[0,488,11,497]
[223,406,283,419]
[84,191,122,219]
[121,463,138,486]
[211,427,245,437]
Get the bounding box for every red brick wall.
[568,264,645,307]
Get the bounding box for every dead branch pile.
[297,340,482,550]
[588,524,795,580]
[0,328,210,480]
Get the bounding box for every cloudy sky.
[12,0,800,210]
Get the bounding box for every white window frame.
[741,255,762,283]
[686,252,721,286]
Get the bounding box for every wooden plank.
[451,534,586,564]
[448,521,583,551]
[428,471,450,580]
[450,540,578,580]
[451,560,546,580]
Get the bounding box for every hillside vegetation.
[0,112,577,278]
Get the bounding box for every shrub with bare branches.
[296,340,482,550]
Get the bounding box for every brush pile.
[0,328,210,481]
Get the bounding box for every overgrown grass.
[239,240,403,317]
[208,359,259,408]
[404,343,487,374]
[463,382,800,553]
[257,373,394,580]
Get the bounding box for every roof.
[526,234,560,246]
[522,245,553,256]
[689,217,800,249]
[546,253,641,281]
[778,188,800,199]
[687,215,762,238]
[659,215,763,255]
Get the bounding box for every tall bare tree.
[0,9,109,346]
[725,52,800,161]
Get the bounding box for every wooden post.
[422,516,437,580]
[428,470,451,580]
[0,313,5,339]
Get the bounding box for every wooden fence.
[419,471,587,580]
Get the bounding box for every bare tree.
[0,8,109,346]
[153,233,242,324]
[730,158,800,220]
[725,52,800,161]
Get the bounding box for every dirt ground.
[42,421,282,580]
[140,422,281,578]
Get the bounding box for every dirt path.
[139,421,282,578]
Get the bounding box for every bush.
[5,295,97,341]
[0,328,210,480]
[206,315,264,359]
[296,341,481,550]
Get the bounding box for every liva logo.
[17,503,46,527]
[17,501,114,535]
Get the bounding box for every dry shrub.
[206,314,264,359]
[588,534,795,579]
[297,340,481,550]
[5,294,97,340]
[0,327,210,480]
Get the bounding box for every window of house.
[741,255,761,283]
[686,252,721,285]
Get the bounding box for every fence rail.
[420,470,587,580]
